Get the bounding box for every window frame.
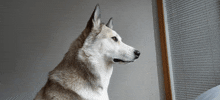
[156,0,173,100]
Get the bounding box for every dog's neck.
[78,47,114,88]
[71,48,113,100]
[49,48,113,100]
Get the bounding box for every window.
[157,0,220,100]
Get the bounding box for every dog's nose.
[134,50,140,59]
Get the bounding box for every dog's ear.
[86,4,101,30]
[106,17,113,29]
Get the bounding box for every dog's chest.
[77,88,109,100]
[76,65,113,100]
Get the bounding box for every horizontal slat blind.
[163,0,220,100]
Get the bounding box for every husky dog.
[34,4,140,100]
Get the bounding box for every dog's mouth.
[113,58,134,63]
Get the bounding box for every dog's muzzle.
[113,50,140,63]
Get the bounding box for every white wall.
[0,0,161,99]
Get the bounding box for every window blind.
[163,0,220,100]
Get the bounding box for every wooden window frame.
[156,0,172,100]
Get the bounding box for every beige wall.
[0,0,162,99]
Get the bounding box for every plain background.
[0,0,163,99]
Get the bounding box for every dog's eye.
[111,36,118,42]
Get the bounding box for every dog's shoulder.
[34,79,84,100]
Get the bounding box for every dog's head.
[80,4,140,64]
